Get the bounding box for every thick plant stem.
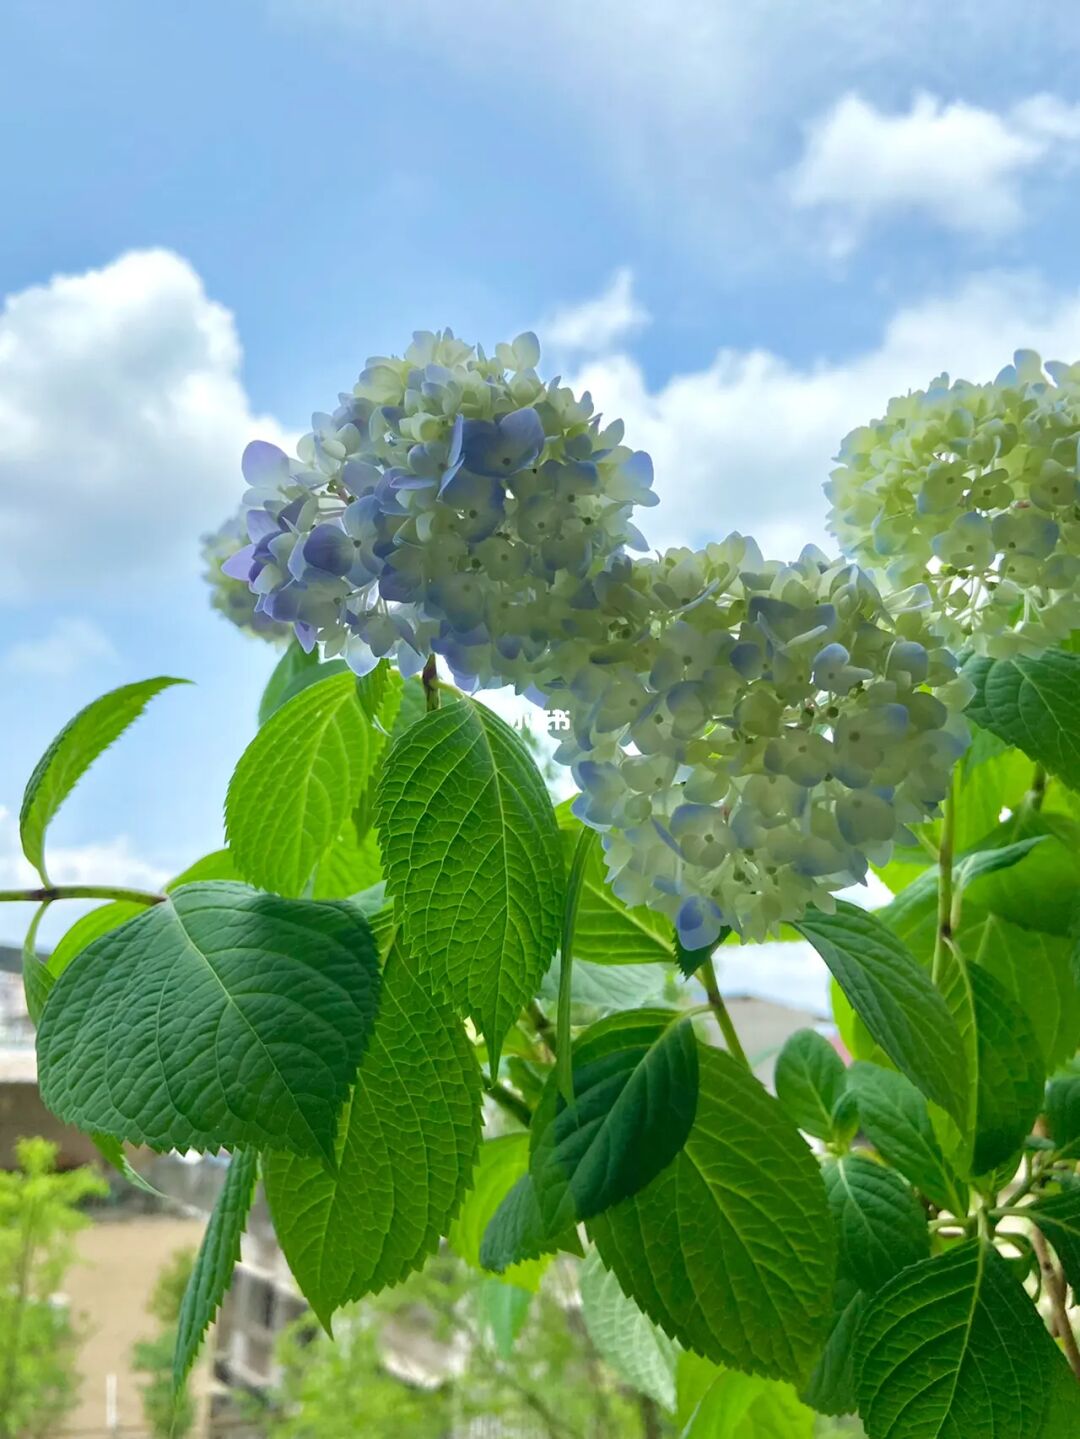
[932,773,956,988]
[556,827,599,1103]
[422,652,440,711]
[698,957,751,1071]
[1032,1223,1080,1380]
[1028,762,1047,812]
[0,884,166,907]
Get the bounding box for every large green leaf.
[968,964,1045,1176]
[376,699,563,1070]
[449,1135,548,1292]
[478,1172,584,1274]
[588,1046,833,1384]
[226,670,374,897]
[310,828,382,900]
[539,952,669,1021]
[962,911,1080,1073]
[19,676,185,882]
[965,647,1080,792]
[578,1248,678,1411]
[793,903,968,1126]
[45,900,145,986]
[853,1240,1068,1439]
[677,1354,815,1438]
[264,942,480,1329]
[529,1009,698,1233]
[173,1149,258,1386]
[964,810,1080,936]
[1027,1187,1080,1293]
[824,1154,928,1292]
[846,1062,965,1213]
[774,1028,855,1142]
[36,882,380,1162]
[1046,1063,1080,1154]
[555,803,674,965]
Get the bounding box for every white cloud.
[4,618,117,678]
[570,270,1080,556]
[0,249,289,603]
[790,92,1080,252]
[543,268,650,357]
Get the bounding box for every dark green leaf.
[965,647,1080,792]
[174,1149,258,1386]
[449,1135,549,1292]
[847,1062,965,1213]
[479,1173,584,1274]
[1046,1063,1080,1154]
[589,1046,834,1383]
[529,1009,698,1233]
[227,670,375,897]
[1027,1188,1080,1293]
[376,699,563,1070]
[854,1240,1066,1439]
[802,1279,866,1418]
[37,882,380,1162]
[264,942,480,1328]
[793,902,968,1126]
[20,676,186,881]
[969,964,1045,1176]
[824,1154,929,1292]
[774,1029,853,1142]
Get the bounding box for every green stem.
[0,885,166,907]
[698,956,750,1070]
[422,652,440,711]
[1028,762,1047,812]
[556,827,599,1103]
[932,772,956,988]
[487,1081,532,1128]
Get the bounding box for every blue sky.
[2,0,1079,998]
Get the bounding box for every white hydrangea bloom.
[827,350,1080,657]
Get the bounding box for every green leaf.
[376,699,563,1071]
[1046,1064,1080,1154]
[968,964,1045,1176]
[19,676,186,882]
[173,1149,258,1386]
[555,802,674,965]
[965,647,1080,792]
[263,942,481,1329]
[588,1046,834,1383]
[36,882,380,1162]
[91,1134,165,1199]
[579,1248,678,1411]
[824,1154,929,1292]
[963,810,1080,936]
[677,1354,815,1438]
[44,900,145,986]
[450,1135,549,1292]
[310,828,382,900]
[847,1062,965,1213]
[165,849,241,890]
[529,1009,698,1233]
[962,912,1080,1073]
[801,1279,866,1418]
[227,670,375,897]
[21,902,52,1025]
[774,1028,854,1142]
[539,952,669,1021]
[1027,1188,1080,1292]
[854,1240,1065,1439]
[793,902,968,1127]
[479,1172,584,1274]
[257,639,327,725]
[474,1280,532,1359]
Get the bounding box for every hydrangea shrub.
[7,335,1080,1438]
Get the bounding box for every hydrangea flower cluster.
[537,539,968,944]
[828,350,1080,657]
[223,328,657,686]
[202,515,291,642]
[220,329,969,945]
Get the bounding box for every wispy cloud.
[790,92,1080,254]
[543,269,649,357]
[4,618,118,678]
